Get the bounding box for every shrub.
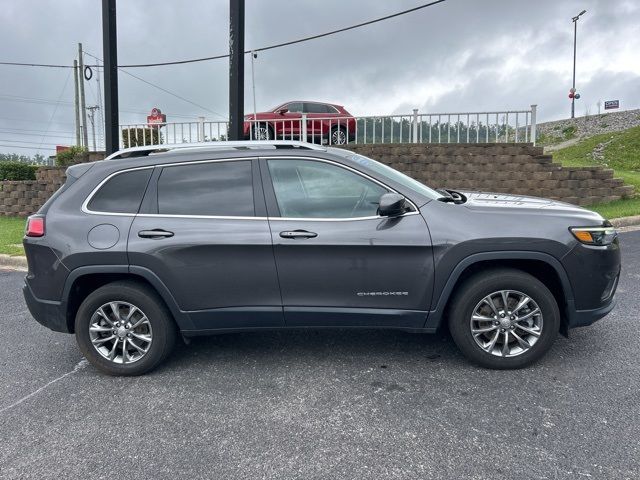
[56,146,88,167]
[122,127,162,149]
[0,162,38,180]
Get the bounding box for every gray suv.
[23,141,620,375]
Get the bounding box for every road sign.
[604,100,619,110]
[147,107,167,128]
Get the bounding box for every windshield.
[330,150,442,201]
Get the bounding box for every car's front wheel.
[75,281,177,376]
[448,269,560,369]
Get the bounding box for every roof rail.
[105,140,326,160]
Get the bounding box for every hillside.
[548,124,640,218]
[537,109,640,148]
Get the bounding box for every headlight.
[569,226,617,246]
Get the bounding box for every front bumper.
[23,280,70,333]
[567,296,617,329]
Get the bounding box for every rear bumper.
[23,280,69,333]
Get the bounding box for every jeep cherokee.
[23,141,620,375]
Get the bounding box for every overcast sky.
[1,0,639,156]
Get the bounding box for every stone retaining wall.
[0,167,66,216]
[340,143,634,206]
[0,144,634,216]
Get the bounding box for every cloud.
[0,0,638,155]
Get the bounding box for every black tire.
[448,269,560,369]
[75,281,177,376]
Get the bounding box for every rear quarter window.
[87,169,153,214]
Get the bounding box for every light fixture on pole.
[251,51,257,137]
[570,9,586,119]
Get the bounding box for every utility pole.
[95,64,105,151]
[597,100,601,115]
[78,43,89,148]
[228,0,245,140]
[571,10,586,119]
[87,106,99,151]
[73,60,81,146]
[102,0,120,155]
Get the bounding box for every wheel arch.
[63,265,193,333]
[425,252,575,336]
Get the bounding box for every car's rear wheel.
[329,126,348,145]
[448,269,560,369]
[251,123,273,141]
[75,281,177,376]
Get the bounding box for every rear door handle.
[279,230,318,239]
[138,229,174,239]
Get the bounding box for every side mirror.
[276,108,288,115]
[378,193,408,217]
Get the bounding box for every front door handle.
[279,230,318,239]
[138,229,174,239]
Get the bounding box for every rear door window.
[87,168,152,214]
[156,160,254,216]
[304,103,330,114]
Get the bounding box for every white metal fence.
[119,105,537,149]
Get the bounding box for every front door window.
[267,159,388,218]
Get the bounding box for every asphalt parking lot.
[0,231,638,480]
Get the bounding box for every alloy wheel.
[88,301,153,364]
[331,129,347,145]
[469,290,543,357]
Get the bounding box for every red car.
[244,101,356,145]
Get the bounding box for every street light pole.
[251,51,257,135]
[571,9,586,119]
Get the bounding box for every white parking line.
[0,359,88,415]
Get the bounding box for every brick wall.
[341,143,634,206]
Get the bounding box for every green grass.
[0,217,26,256]
[587,197,640,219]
[551,125,640,218]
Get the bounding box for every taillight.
[25,216,45,237]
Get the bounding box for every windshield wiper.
[436,189,466,204]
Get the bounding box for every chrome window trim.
[82,154,419,222]
[81,165,155,216]
[263,155,420,219]
[81,157,256,216]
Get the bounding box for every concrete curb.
[610,215,640,228]
[0,254,27,271]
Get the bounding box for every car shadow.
[161,328,460,371]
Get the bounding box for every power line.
[83,51,227,119]
[36,68,72,152]
[0,1,445,69]
[0,139,67,146]
[0,144,57,150]
[0,94,200,118]
[0,131,75,139]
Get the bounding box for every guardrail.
[119,105,537,148]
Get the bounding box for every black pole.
[102,0,119,154]
[228,0,245,140]
[571,19,577,119]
